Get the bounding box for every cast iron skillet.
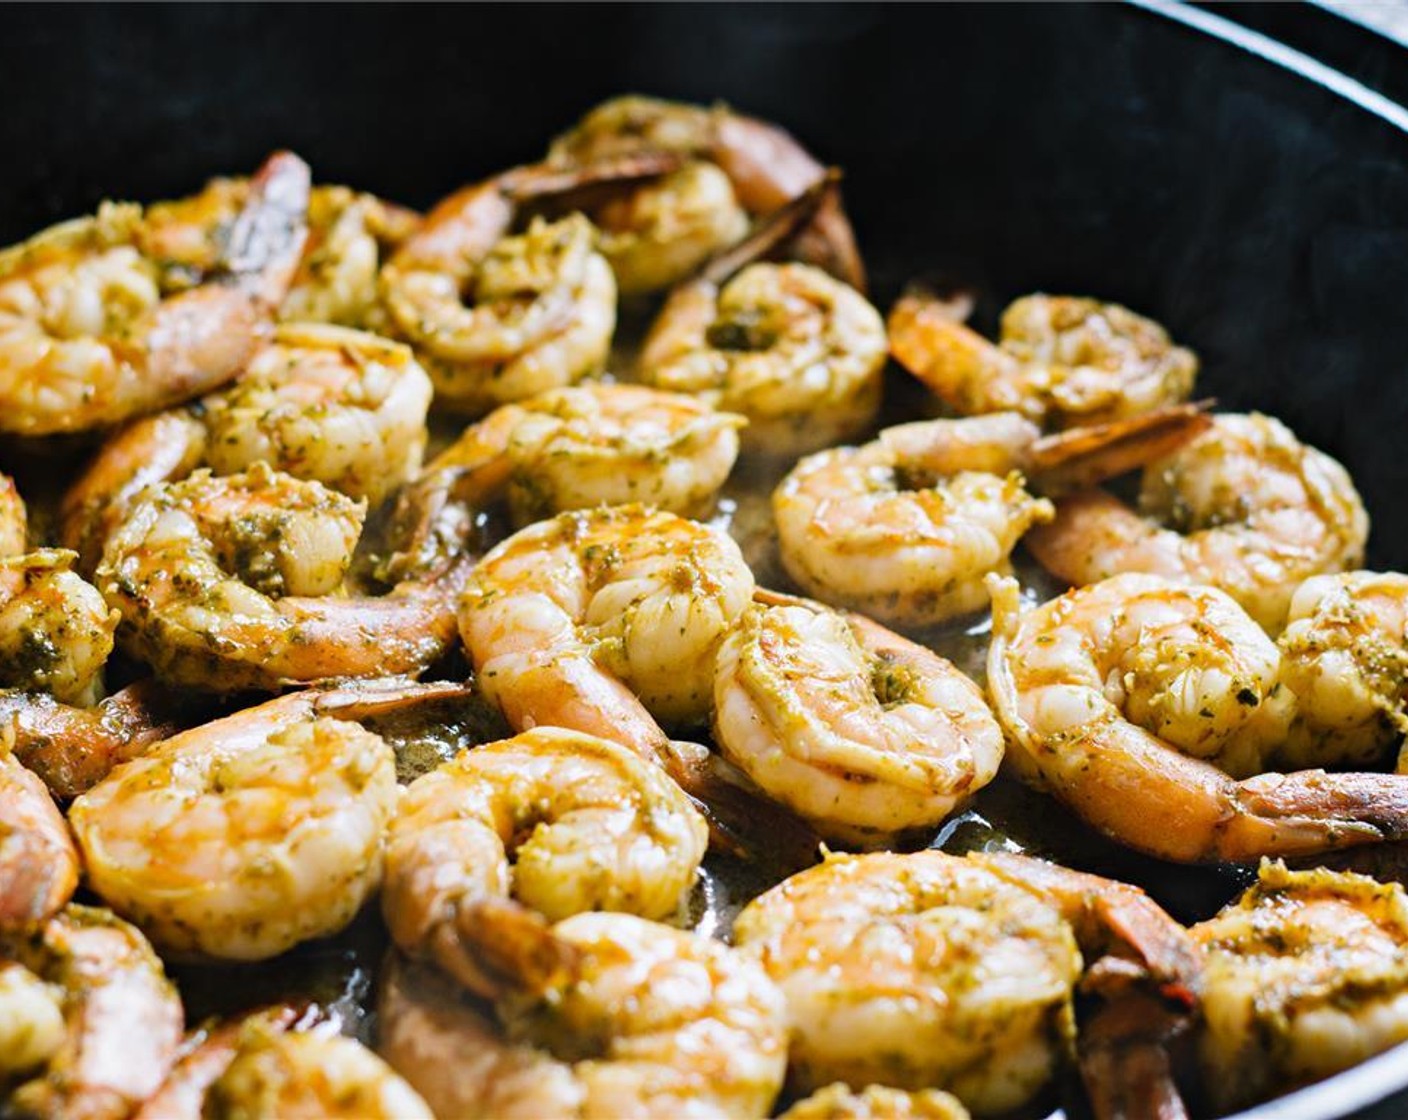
[4,4,1408,1117]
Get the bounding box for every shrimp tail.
[1027,401,1214,496]
[660,740,821,867]
[219,149,311,305]
[698,168,842,286]
[1079,991,1193,1120]
[1220,770,1408,859]
[504,151,687,205]
[432,897,580,1003]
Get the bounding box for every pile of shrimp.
[1,94,1404,1120]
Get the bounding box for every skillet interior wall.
[4,4,1408,569]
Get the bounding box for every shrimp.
[381,166,617,414]
[0,748,79,929]
[397,383,743,560]
[68,681,458,960]
[712,594,1003,844]
[0,150,309,436]
[95,464,468,691]
[638,260,886,458]
[732,849,1201,1116]
[203,1028,433,1119]
[376,912,789,1119]
[548,94,865,289]
[778,1084,972,1120]
[0,550,116,706]
[1192,861,1408,1113]
[0,679,183,799]
[773,408,1211,626]
[383,727,707,999]
[1,905,183,1120]
[987,572,1408,863]
[61,323,434,569]
[459,504,754,743]
[142,177,419,329]
[0,472,25,557]
[889,290,1198,429]
[1277,571,1408,770]
[1026,412,1369,630]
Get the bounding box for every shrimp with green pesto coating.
[68,681,461,959]
[383,727,707,999]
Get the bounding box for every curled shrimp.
[0,150,309,436]
[0,959,66,1082]
[548,94,865,289]
[0,472,25,557]
[1026,412,1369,630]
[639,259,886,458]
[889,290,1198,429]
[381,166,619,414]
[773,408,1211,626]
[1277,571,1408,770]
[987,572,1408,863]
[0,679,182,799]
[202,1028,433,1119]
[779,1084,971,1120]
[377,912,789,1119]
[732,849,1200,1116]
[95,464,467,691]
[389,383,743,575]
[0,550,116,706]
[459,503,754,743]
[1192,861,1408,1113]
[0,747,79,929]
[712,593,1003,844]
[142,177,419,329]
[383,726,707,1000]
[68,680,460,959]
[2,905,183,1120]
[61,323,434,568]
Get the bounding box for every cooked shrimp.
[0,550,116,706]
[774,413,1055,624]
[1278,571,1408,770]
[0,472,25,557]
[381,167,616,414]
[377,912,789,1119]
[96,464,467,690]
[396,383,743,563]
[548,94,865,289]
[0,748,79,929]
[204,1028,433,1119]
[0,679,182,799]
[0,150,308,436]
[68,682,460,960]
[712,594,1003,844]
[1,905,183,1120]
[61,323,433,569]
[779,1084,972,1120]
[1192,861,1408,1113]
[774,408,1211,626]
[988,572,1408,862]
[459,503,754,744]
[639,260,885,457]
[1027,412,1369,630]
[142,177,418,328]
[889,290,1198,429]
[384,726,707,999]
[732,849,1200,1115]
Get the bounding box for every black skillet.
[3,4,1408,1117]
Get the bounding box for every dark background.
[3,6,1408,1116]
